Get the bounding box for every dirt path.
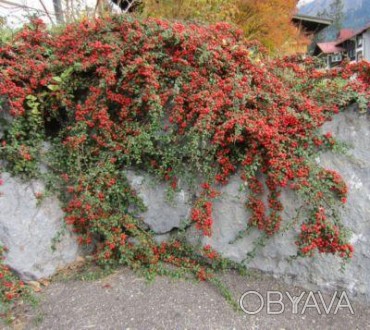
[5,267,370,330]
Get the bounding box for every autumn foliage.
[142,0,302,53]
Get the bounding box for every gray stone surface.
[191,107,370,303]
[126,170,193,234]
[122,107,370,303]
[247,108,370,302]
[0,173,79,280]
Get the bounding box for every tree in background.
[231,0,303,53]
[329,0,344,33]
[122,0,304,54]
[53,0,65,24]
[316,0,344,41]
[0,0,304,54]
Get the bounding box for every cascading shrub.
[0,16,369,288]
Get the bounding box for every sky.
[298,0,316,6]
[0,0,95,26]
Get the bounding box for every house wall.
[363,29,370,61]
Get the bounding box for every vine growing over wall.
[0,17,369,307]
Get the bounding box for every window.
[331,53,342,62]
[357,51,363,62]
[357,35,363,48]
[348,49,355,60]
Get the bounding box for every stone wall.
[0,173,79,280]
[244,107,370,302]
[1,106,369,302]
[128,106,370,303]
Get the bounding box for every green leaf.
[26,95,37,101]
[52,76,62,83]
[47,84,60,91]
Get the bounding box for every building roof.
[336,23,370,46]
[337,29,356,41]
[292,14,333,34]
[314,24,370,55]
[316,41,345,54]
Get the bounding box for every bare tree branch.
[38,0,55,25]
[122,0,136,13]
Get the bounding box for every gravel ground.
[4,267,370,330]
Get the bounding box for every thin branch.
[122,0,137,13]
[38,0,55,25]
[0,0,58,20]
